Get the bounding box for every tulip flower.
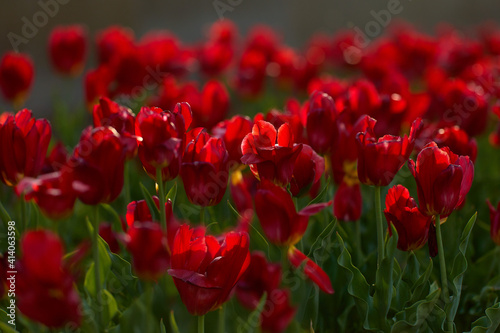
[384,185,432,251]
[70,126,125,205]
[96,26,135,66]
[255,180,331,246]
[17,230,82,328]
[0,52,34,106]
[83,65,112,109]
[135,103,192,182]
[333,181,362,222]
[192,80,230,129]
[356,117,422,187]
[287,246,334,294]
[212,115,253,166]
[0,109,51,186]
[235,49,267,96]
[255,106,306,145]
[99,223,121,253]
[408,141,474,217]
[306,91,338,155]
[260,288,297,333]
[48,25,87,76]
[434,126,477,163]
[230,169,258,214]
[181,128,229,206]
[93,97,137,159]
[168,225,250,316]
[486,200,500,245]
[290,144,325,197]
[241,120,303,186]
[41,141,69,174]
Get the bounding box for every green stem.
[219,305,225,333]
[374,186,385,268]
[200,206,206,225]
[198,315,205,333]
[355,219,364,266]
[92,205,101,330]
[145,282,154,333]
[156,168,167,230]
[435,215,452,332]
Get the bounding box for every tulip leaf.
[169,312,180,333]
[446,212,477,323]
[101,203,125,232]
[307,219,336,258]
[408,258,433,305]
[166,181,177,206]
[84,219,112,297]
[101,289,120,327]
[391,288,441,332]
[0,200,11,226]
[335,233,380,331]
[466,301,500,333]
[115,297,156,333]
[139,182,160,221]
[0,309,19,333]
[307,178,330,207]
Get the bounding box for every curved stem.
[374,186,385,268]
[156,168,167,230]
[219,305,225,333]
[198,315,205,333]
[200,206,206,225]
[435,215,452,332]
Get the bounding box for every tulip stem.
[124,161,131,206]
[198,315,205,333]
[92,205,101,330]
[219,305,225,333]
[156,168,167,230]
[374,186,385,268]
[435,215,452,332]
[200,207,205,225]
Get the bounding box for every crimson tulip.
[434,126,477,163]
[0,52,34,106]
[306,91,338,155]
[99,222,121,253]
[83,65,112,109]
[17,230,82,328]
[241,120,303,186]
[486,200,500,245]
[333,180,362,222]
[230,169,258,214]
[135,103,192,181]
[181,128,229,206]
[42,141,69,174]
[290,144,325,197]
[48,25,87,76]
[192,80,230,129]
[93,97,137,159]
[96,26,135,66]
[255,180,331,246]
[70,126,125,205]
[356,117,422,187]
[168,225,250,315]
[287,246,334,294]
[0,109,51,186]
[384,185,432,251]
[408,141,474,217]
[212,115,253,166]
[235,49,267,96]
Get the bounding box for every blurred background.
[1,0,500,112]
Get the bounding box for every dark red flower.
[48,25,87,76]
[235,49,267,97]
[0,52,34,106]
[0,109,51,186]
[333,181,362,222]
[260,288,297,333]
[384,185,432,251]
[486,199,500,246]
[408,141,474,217]
[96,26,135,66]
[84,65,112,109]
[168,225,250,316]
[356,117,422,187]
[213,115,253,166]
[192,80,229,129]
[287,246,334,294]
[434,126,478,163]
[93,97,137,159]
[241,120,303,186]
[306,91,338,155]
[181,128,229,206]
[41,141,69,174]
[255,180,330,246]
[70,126,125,205]
[135,103,192,182]
[99,222,121,253]
[17,230,81,328]
[230,169,258,214]
[290,144,324,197]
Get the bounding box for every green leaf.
[391,288,441,332]
[0,309,18,333]
[101,289,120,326]
[169,312,180,333]
[307,219,336,258]
[307,178,330,207]
[166,181,177,206]
[140,182,160,221]
[101,203,125,232]
[84,219,112,297]
[409,258,433,305]
[446,212,477,323]
[467,302,500,333]
[116,297,156,333]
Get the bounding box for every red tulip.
[96,26,135,66]
[48,25,87,76]
[181,128,229,206]
[0,52,34,106]
[408,141,474,217]
[384,185,432,251]
[255,180,331,246]
[356,117,422,187]
[168,225,250,315]
[486,200,500,246]
[135,103,192,181]
[254,107,306,146]
[434,126,477,163]
[235,49,267,97]
[287,246,334,294]
[0,109,51,186]
[260,288,297,333]
[193,80,229,129]
[241,120,303,186]
[17,230,81,328]
[230,169,258,214]
[41,141,69,174]
[213,115,253,166]
[306,91,338,155]
[99,222,121,253]
[70,126,125,205]
[290,144,325,197]
[83,65,112,109]
[93,97,137,159]
[333,181,362,222]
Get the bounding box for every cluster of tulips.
[1,20,500,332]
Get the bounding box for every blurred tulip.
[193,80,229,129]
[384,185,432,251]
[168,225,250,315]
[41,142,69,174]
[306,91,338,155]
[434,126,477,163]
[84,65,112,109]
[96,26,135,66]
[287,246,334,294]
[290,144,324,197]
[486,199,500,245]
[213,115,253,166]
[333,181,362,222]
[99,222,121,253]
[48,25,87,76]
[0,52,34,106]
